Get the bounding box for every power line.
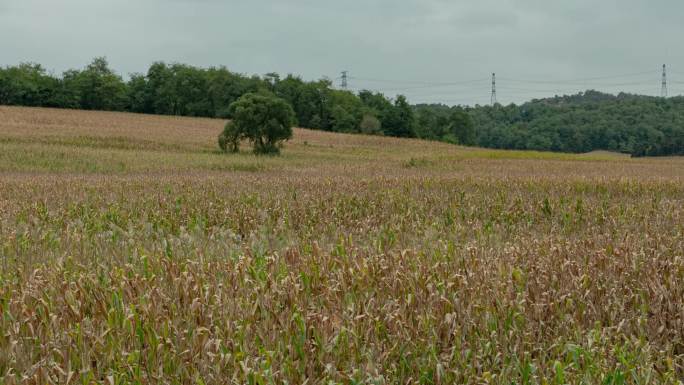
[348,79,490,92]
[347,70,666,92]
[415,98,492,105]
[353,84,489,96]
[338,66,681,106]
[499,78,657,87]
[498,85,586,93]
[497,70,658,85]
[349,76,489,86]
[662,64,668,97]
[496,84,660,94]
[348,78,660,96]
[350,70,658,88]
[491,73,497,106]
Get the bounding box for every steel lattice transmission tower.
[340,71,348,90]
[490,73,497,106]
[661,64,667,98]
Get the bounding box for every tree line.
[412,90,683,157]
[0,58,681,156]
[465,90,684,157]
[0,58,423,137]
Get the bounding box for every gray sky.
[2,0,683,105]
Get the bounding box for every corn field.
[0,106,683,384]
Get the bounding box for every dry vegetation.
[0,105,683,384]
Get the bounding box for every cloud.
[1,0,683,104]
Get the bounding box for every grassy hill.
[0,106,683,384]
[0,106,679,176]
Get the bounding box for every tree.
[218,121,243,153]
[0,63,62,107]
[327,90,364,132]
[169,64,212,117]
[359,90,394,129]
[384,95,416,138]
[330,105,357,133]
[220,93,295,155]
[448,108,476,145]
[296,81,328,129]
[64,57,127,111]
[413,104,452,140]
[207,66,268,118]
[145,62,174,115]
[126,73,149,113]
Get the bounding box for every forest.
[467,91,684,157]
[1,58,682,156]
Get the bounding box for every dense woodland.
[1,58,682,156]
[467,91,684,157]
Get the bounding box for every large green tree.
[63,57,127,111]
[384,95,416,138]
[219,93,295,155]
[0,63,63,107]
[447,108,476,145]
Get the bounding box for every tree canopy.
[466,91,684,157]
[219,93,295,155]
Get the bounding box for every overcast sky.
[1,0,683,105]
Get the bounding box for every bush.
[219,93,295,155]
[359,114,383,135]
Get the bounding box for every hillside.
[1,106,681,178]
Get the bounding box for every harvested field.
[0,106,683,384]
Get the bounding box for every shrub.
[359,114,383,135]
[219,93,295,155]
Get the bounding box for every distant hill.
[465,90,684,157]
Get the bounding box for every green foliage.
[468,90,684,157]
[414,105,475,145]
[359,113,382,135]
[330,105,358,133]
[328,90,364,132]
[63,57,128,111]
[125,73,149,113]
[221,93,295,155]
[2,58,683,156]
[0,63,63,107]
[218,122,242,153]
[448,108,476,145]
[384,95,416,138]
